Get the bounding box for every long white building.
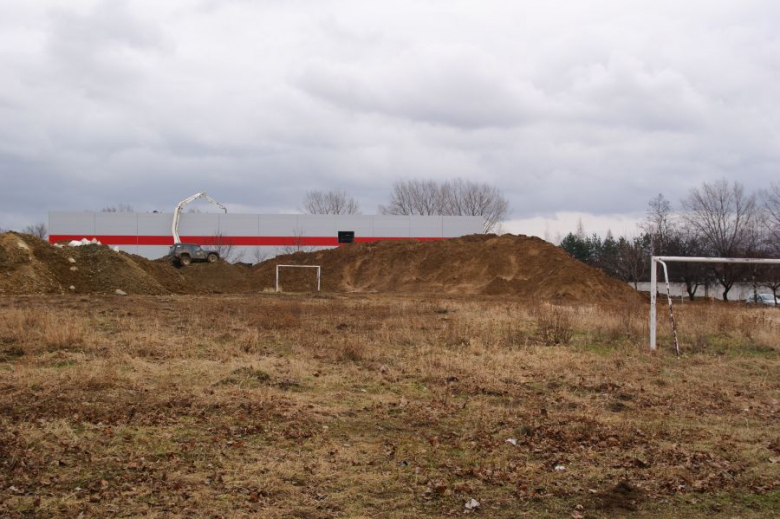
[48,212,484,260]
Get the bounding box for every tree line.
[559,179,780,301]
[302,178,510,232]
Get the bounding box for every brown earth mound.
[0,232,257,295]
[253,234,644,304]
[1,232,644,304]
[0,232,170,295]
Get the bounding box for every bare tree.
[681,179,759,300]
[666,229,712,300]
[303,190,360,215]
[446,179,510,232]
[759,265,780,305]
[102,203,134,213]
[379,178,509,232]
[575,218,585,239]
[763,182,780,249]
[23,222,48,239]
[210,233,245,263]
[619,235,650,290]
[252,248,270,265]
[643,193,675,255]
[380,180,447,216]
[280,229,315,255]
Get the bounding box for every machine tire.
[207,253,218,263]
[179,254,192,266]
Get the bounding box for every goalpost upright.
[649,256,780,351]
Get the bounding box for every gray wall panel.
[219,214,260,235]
[372,215,411,237]
[443,216,483,236]
[138,214,171,235]
[49,212,95,235]
[178,213,219,236]
[49,212,487,259]
[137,245,169,259]
[409,216,443,238]
[260,215,298,236]
[296,215,336,237]
[95,213,138,235]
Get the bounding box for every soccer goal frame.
[275,264,321,292]
[649,256,780,351]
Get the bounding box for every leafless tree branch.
[379,179,509,232]
[303,190,360,215]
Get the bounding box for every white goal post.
[650,256,780,351]
[275,264,321,292]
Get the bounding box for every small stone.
[69,286,75,291]
[465,498,480,510]
[70,266,78,271]
[68,257,76,264]
[115,289,127,296]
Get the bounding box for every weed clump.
[231,367,271,382]
[533,304,574,345]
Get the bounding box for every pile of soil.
[253,234,644,304]
[0,232,644,304]
[0,232,256,296]
[0,233,169,295]
[147,260,255,294]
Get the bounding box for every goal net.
[650,256,780,352]
[275,264,321,292]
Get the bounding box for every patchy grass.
[0,294,778,517]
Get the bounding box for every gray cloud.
[0,0,778,233]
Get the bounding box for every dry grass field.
[1,294,778,518]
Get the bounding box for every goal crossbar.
[650,256,780,351]
[275,264,321,292]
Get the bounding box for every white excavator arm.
[171,192,227,244]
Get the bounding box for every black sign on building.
[338,231,355,244]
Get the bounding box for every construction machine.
[169,192,227,266]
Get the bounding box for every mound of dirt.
[148,259,255,294]
[0,233,62,294]
[252,234,645,304]
[0,232,170,295]
[0,232,260,296]
[1,232,645,304]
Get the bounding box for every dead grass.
[0,294,778,518]
[0,307,86,354]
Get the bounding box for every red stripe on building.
[48,235,447,246]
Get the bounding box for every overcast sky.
[1,0,778,239]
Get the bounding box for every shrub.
[533,305,574,346]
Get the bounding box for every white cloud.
[0,0,778,234]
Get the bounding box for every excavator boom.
[171,192,227,244]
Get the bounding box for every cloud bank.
[1,0,778,237]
